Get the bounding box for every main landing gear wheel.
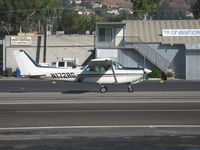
[128,85,134,93]
[100,85,108,93]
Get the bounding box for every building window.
[99,28,113,42]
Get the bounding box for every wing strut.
[111,64,117,83]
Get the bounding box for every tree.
[191,0,200,19]
[61,13,105,35]
[131,0,161,20]
[0,0,61,34]
[154,2,189,20]
[106,15,126,22]
[80,1,92,9]
[61,12,87,34]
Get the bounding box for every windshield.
[114,62,124,70]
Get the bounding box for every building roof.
[97,22,126,28]
[123,20,200,44]
[97,22,126,25]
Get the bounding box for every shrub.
[167,71,173,77]
[148,67,161,78]
[4,68,12,77]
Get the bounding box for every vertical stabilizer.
[13,50,40,76]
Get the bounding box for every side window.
[52,62,56,67]
[58,62,65,67]
[86,65,111,72]
[104,65,112,71]
[86,66,96,72]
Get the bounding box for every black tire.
[100,86,107,93]
[128,85,134,93]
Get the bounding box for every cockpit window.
[86,65,111,72]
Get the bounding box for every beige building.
[3,35,94,71]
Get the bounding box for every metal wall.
[147,44,186,79]
[96,48,152,68]
[96,49,118,59]
[186,51,200,80]
[118,49,150,68]
[97,44,186,79]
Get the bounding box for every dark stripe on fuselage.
[78,73,143,78]
[124,67,144,70]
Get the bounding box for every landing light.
[51,80,56,84]
[160,80,164,83]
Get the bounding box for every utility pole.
[43,19,47,63]
[57,9,61,31]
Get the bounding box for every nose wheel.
[100,85,108,93]
[128,84,134,93]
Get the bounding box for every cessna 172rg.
[14,50,151,93]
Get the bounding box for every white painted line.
[1,101,200,105]
[5,109,200,113]
[1,125,200,131]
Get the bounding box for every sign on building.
[11,36,32,46]
[162,29,200,37]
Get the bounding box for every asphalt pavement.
[0,79,200,149]
[0,79,200,92]
[1,136,200,150]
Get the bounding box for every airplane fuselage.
[34,67,144,84]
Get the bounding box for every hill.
[91,0,132,8]
[91,0,196,10]
[162,0,195,9]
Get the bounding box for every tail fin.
[13,50,40,76]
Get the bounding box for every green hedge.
[148,67,161,78]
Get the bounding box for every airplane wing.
[88,58,114,66]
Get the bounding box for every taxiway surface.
[0,80,200,92]
[0,91,200,132]
[0,80,200,149]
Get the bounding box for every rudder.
[13,50,39,76]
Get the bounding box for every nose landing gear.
[128,84,134,93]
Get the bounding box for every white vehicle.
[13,50,151,93]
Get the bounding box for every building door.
[186,51,200,79]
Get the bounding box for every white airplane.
[13,50,152,93]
